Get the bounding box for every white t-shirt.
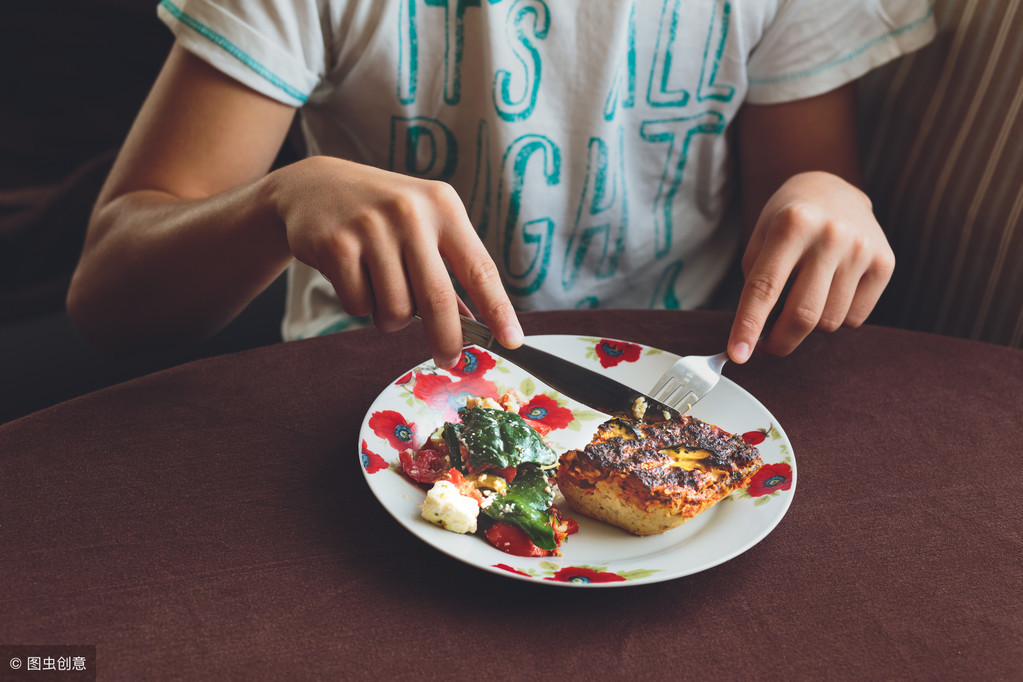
[157,0,935,340]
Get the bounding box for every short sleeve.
[746,0,936,104]
[157,0,328,106]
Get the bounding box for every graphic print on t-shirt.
[388,0,739,312]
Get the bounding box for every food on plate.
[557,414,763,535]
[420,480,480,534]
[400,393,577,556]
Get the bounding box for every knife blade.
[433,314,680,422]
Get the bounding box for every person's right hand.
[68,44,520,364]
[268,156,523,369]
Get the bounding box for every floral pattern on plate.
[359,335,797,587]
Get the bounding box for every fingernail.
[436,355,460,371]
[502,325,524,348]
[731,341,751,364]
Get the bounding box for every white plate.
[359,335,796,587]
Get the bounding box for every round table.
[2,310,1020,679]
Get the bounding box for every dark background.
[0,1,289,424]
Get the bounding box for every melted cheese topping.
[657,446,713,471]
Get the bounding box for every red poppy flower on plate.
[368,410,418,451]
[360,439,388,474]
[747,462,793,497]
[518,394,575,431]
[412,372,500,420]
[594,339,642,368]
[545,566,627,584]
[492,563,531,577]
[394,370,414,386]
[448,347,497,378]
[742,429,768,445]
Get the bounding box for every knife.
[425,314,681,422]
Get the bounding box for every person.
[66,0,936,370]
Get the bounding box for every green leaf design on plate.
[617,569,662,580]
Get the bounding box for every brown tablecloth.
[2,310,1020,680]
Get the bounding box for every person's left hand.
[727,170,895,362]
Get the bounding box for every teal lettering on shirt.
[424,0,483,104]
[494,0,549,122]
[389,116,459,180]
[398,0,419,104]
[639,111,725,257]
[467,119,493,241]
[697,1,735,103]
[647,0,689,108]
[650,259,685,309]
[603,1,637,121]
[500,134,561,295]
[562,127,628,290]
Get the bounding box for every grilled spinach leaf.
[457,407,557,471]
[482,465,557,550]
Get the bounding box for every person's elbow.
[65,262,129,352]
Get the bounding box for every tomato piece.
[441,468,484,505]
[550,505,579,545]
[485,522,549,557]
[399,448,449,484]
[445,467,465,486]
[522,418,552,436]
[497,466,517,484]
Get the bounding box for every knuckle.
[733,314,764,341]
[465,257,503,290]
[424,179,461,207]
[819,220,848,251]
[481,298,517,324]
[417,286,457,318]
[374,300,414,331]
[744,273,783,302]
[773,202,818,235]
[385,192,424,225]
[875,246,896,275]
[788,304,821,332]
[323,229,359,261]
[844,314,866,329]
[817,315,843,332]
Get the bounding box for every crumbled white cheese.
[420,481,479,534]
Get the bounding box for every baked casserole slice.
[557,415,763,535]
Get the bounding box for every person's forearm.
[67,173,292,351]
[737,84,863,237]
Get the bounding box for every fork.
[648,349,730,414]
